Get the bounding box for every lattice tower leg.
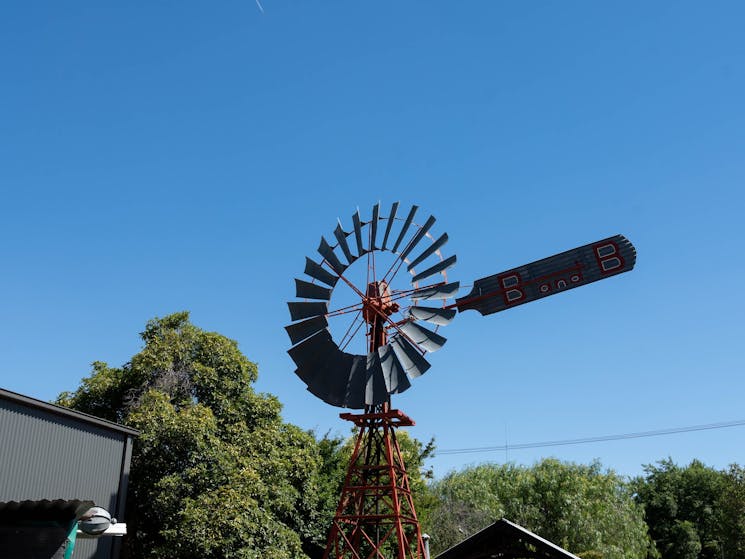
[323,406,424,559]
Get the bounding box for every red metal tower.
[325,406,424,559]
[323,280,424,559]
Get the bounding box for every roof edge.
[435,518,582,559]
[499,518,583,559]
[0,387,140,437]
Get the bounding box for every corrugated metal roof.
[0,499,94,522]
[0,388,139,436]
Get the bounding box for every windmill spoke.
[381,255,410,289]
[366,238,372,286]
[380,247,407,286]
[381,217,429,285]
[339,311,365,351]
[326,302,366,318]
[322,259,366,299]
[367,217,377,286]
[389,282,445,302]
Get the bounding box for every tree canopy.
[634,459,745,559]
[56,312,745,559]
[58,312,322,559]
[421,458,651,559]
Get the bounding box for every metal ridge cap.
[0,387,140,437]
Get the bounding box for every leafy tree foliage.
[634,459,745,559]
[720,464,745,559]
[422,459,650,559]
[55,312,745,559]
[314,432,349,543]
[58,312,322,559]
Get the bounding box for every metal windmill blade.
[408,306,456,325]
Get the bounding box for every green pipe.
[63,520,79,559]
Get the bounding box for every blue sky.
[1,1,743,479]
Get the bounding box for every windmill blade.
[407,233,449,271]
[409,306,457,326]
[295,341,413,409]
[399,215,436,261]
[456,234,637,316]
[411,255,457,284]
[391,205,418,253]
[365,351,390,406]
[410,281,460,301]
[288,329,337,370]
[305,257,338,287]
[343,355,369,409]
[318,236,347,274]
[370,203,380,250]
[304,351,354,407]
[334,223,356,265]
[411,254,457,283]
[285,315,328,346]
[295,359,332,396]
[325,352,360,407]
[389,335,431,378]
[290,331,366,408]
[381,201,399,250]
[378,344,411,394]
[352,210,366,257]
[295,279,332,301]
[288,301,328,321]
[398,321,447,353]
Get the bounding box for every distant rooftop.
[435,518,582,559]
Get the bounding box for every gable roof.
[435,518,581,559]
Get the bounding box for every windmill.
[286,203,636,559]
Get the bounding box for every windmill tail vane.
[453,234,636,316]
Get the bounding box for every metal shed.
[0,388,138,559]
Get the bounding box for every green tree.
[719,464,745,559]
[633,458,740,559]
[58,312,322,559]
[423,459,650,559]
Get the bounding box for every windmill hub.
[362,280,399,324]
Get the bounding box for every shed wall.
[0,398,130,559]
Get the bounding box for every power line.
[437,419,745,456]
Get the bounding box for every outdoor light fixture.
[77,507,126,537]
